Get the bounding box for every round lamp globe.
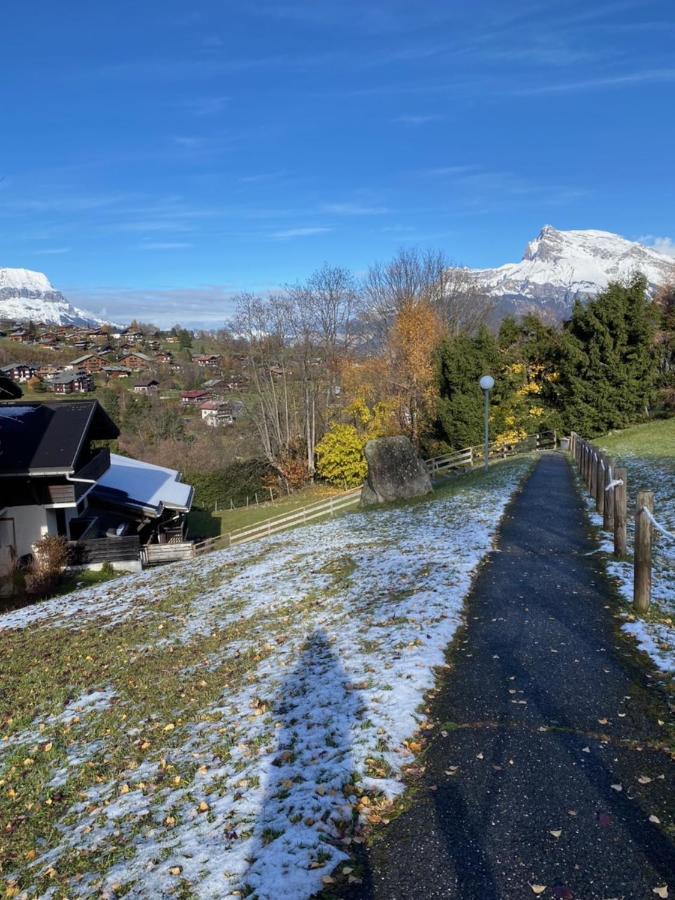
[479,375,495,391]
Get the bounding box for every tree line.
[225,249,673,487]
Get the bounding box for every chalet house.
[1,362,39,383]
[0,401,118,574]
[0,400,194,587]
[181,389,210,406]
[66,353,108,374]
[118,351,152,371]
[133,379,159,395]
[200,401,234,427]
[193,354,222,368]
[9,330,31,343]
[154,350,173,365]
[44,372,94,394]
[103,365,132,380]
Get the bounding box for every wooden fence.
[68,535,140,565]
[192,430,557,558]
[194,487,362,556]
[141,543,196,566]
[426,430,557,477]
[569,432,674,612]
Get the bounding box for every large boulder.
[360,436,433,506]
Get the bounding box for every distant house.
[44,372,94,394]
[103,365,132,380]
[133,379,159,395]
[200,400,234,427]
[9,330,30,343]
[0,362,39,383]
[154,350,173,365]
[118,351,152,371]
[66,353,108,374]
[181,389,210,405]
[192,354,222,368]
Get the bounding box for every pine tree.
[555,275,660,435]
[434,326,500,449]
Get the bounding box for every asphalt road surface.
[339,454,674,900]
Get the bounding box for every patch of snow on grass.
[1,460,530,899]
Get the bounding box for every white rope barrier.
[639,506,675,541]
[605,478,623,491]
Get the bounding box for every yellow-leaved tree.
[387,301,446,447]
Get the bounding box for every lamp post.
[479,375,494,472]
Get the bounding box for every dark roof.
[0,400,119,476]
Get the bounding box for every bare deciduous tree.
[363,247,493,344]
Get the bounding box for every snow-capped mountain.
[0,268,106,327]
[473,226,675,320]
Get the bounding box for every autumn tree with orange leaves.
[386,301,446,447]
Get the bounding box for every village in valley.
[1,2,674,899]
[0,318,246,422]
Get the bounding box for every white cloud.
[35,246,71,255]
[67,284,241,328]
[638,235,675,258]
[270,226,332,239]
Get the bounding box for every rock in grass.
[361,436,432,506]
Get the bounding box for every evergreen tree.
[554,275,660,435]
[434,326,500,449]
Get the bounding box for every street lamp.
[479,375,495,472]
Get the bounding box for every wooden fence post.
[596,454,605,516]
[634,491,654,613]
[603,457,615,531]
[614,467,627,558]
[590,449,597,498]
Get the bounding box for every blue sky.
[1,0,674,326]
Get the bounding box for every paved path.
[343,454,674,900]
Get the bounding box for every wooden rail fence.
[569,431,674,612]
[192,430,557,559]
[193,487,362,555]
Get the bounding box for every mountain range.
[1,227,674,328]
[0,268,106,327]
[473,225,675,320]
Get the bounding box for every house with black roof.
[0,401,117,575]
[0,399,194,587]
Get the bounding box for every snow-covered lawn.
[584,420,674,674]
[0,459,531,900]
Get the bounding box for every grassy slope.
[598,416,675,466]
[0,456,532,899]
[188,484,349,538]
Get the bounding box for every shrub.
[184,458,278,509]
[25,535,69,599]
[315,424,367,487]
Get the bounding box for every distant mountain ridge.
[0,267,106,327]
[472,226,675,321]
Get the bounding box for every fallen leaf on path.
[649,815,661,824]
[567,810,577,816]
[652,887,668,898]
[597,718,609,725]
[611,784,622,792]
[638,776,653,785]
[597,812,612,827]
[552,887,574,899]
[549,830,562,839]
[476,752,484,760]
[530,885,547,895]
